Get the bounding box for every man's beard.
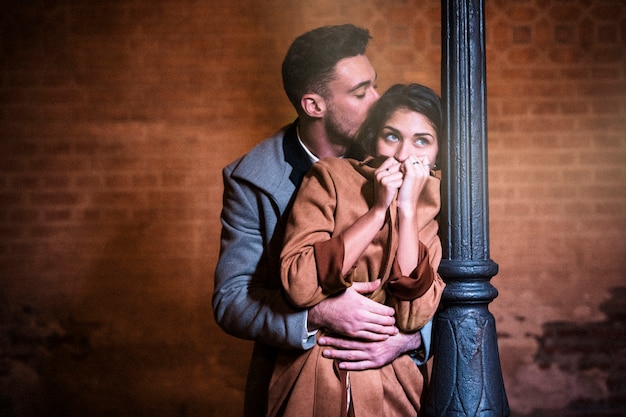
[324,107,359,148]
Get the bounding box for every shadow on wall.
[524,286,626,417]
[0,303,96,416]
[0,216,249,417]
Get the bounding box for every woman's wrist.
[367,205,388,226]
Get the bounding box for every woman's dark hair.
[282,24,371,113]
[358,83,442,156]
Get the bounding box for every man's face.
[323,54,379,145]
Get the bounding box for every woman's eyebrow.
[382,125,401,133]
[382,126,434,138]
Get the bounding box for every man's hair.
[358,83,443,156]
[282,24,371,113]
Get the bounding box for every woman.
[269,84,445,417]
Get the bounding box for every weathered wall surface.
[0,0,624,416]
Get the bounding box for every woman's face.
[375,108,438,165]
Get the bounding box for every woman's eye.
[414,136,430,146]
[384,133,399,142]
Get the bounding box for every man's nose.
[368,88,380,104]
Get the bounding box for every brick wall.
[486,1,626,415]
[0,0,624,416]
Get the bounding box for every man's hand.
[307,280,397,341]
[318,330,422,371]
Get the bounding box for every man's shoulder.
[224,125,289,178]
[221,124,298,204]
[245,126,289,161]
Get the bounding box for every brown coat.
[269,157,445,417]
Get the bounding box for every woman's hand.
[373,157,403,211]
[396,155,431,211]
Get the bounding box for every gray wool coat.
[213,122,316,416]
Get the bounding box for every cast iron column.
[425,0,509,416]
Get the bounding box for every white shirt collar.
[296,124,319,163]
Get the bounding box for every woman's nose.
[395,143,411,162]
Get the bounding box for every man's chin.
[329,134,356,147]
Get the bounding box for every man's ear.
[301,93,326,118]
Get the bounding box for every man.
[213,24,432,416]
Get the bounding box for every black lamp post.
[425,0,510,415]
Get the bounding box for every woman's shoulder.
[311,157,374,186]
[315,156,361,172]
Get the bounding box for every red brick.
[0,192,26,206]
[549,5,584,22]
[9,209,39,223]
[91,192,141,206]
[561,101,588,114]
[42,176,71,188]
[507,46,539,64]
[595,202,625,215]
[592,47,625,64]
[44,209,72,221]
[548,47,584,64]
[75,175,103,188]
[30,192,81,206]
[132,174,159,188]
[11,176,40,189]
[509,5,538,22]
[591,3,626,21]
[105,175,131,188]
[530,101,560,115]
